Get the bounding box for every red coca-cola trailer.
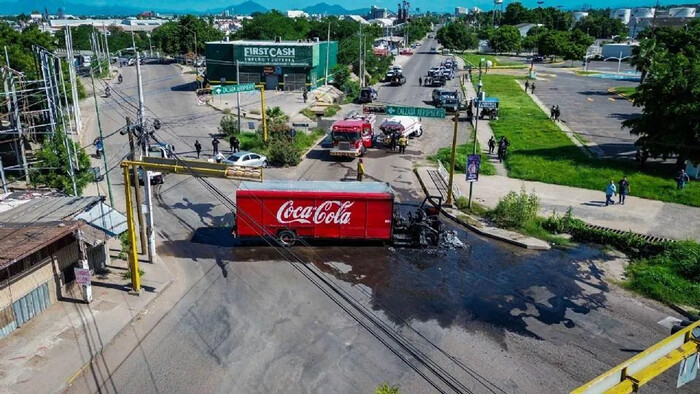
[234,180,395,246]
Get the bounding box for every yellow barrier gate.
[573,320,700,393]
[119,158,263,293]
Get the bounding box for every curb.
[412,168,549,250]
[607,87,634,103]
[61,258,176,391]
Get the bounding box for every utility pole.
[260,85,267,142]
[236,60,241,132]
[468,80,483,209]
[8,67,30,184]
[90,68,115,207]
[134,32,156,263]
[51,56,78,196]
[126,117,148,253]
[0,157,7,193]
[446,110,459,206]
[102,23,111,71]
[57,54,80,173]
[66,27,82,132]
[324,20,331,85]
[358,24,363,88]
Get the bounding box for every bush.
[118,231,131,260]
[375,384,400,394]
[267,136,301,167]
[219,114,239,136]
[490,187,540,229]
[122,269,145,280]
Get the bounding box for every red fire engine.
[234,181,444,247]
[329,113,376,158]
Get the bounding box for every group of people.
[388,132,409,154]
[524,80,536,94]
[605,176,631,206]
[194,135,240,159]
[550,105,561,121]
[487,136,510,163]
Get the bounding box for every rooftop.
[207,40,333,46]
[0,221,80,268]
[238,180,394,194]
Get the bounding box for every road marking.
[658,316,683,329]
[609,97,616,102]
[587,97,594,102]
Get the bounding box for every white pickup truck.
[376,116,423,146]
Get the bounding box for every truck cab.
[376,116,423,146]
[329,113,376,158]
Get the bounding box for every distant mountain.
[302,3,369,15]
[224,1,268,15]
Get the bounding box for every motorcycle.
[104,86,111,97]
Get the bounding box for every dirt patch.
[25,354,47,368]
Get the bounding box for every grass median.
[479,74,700,207]
[461,53,526,68]
[429,139,496,176]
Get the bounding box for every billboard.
[234,44,313,66]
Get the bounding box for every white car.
[392,65,403,74]
[219,151,268,167]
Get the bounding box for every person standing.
[550,105,556,120]
[676,169,690,189]
[390,132,397,152]
[357,159,365,181]
[194,140,202,158]
[230,135,240,153]
[302,89,308,103]
[418,76,422,86]
[554,105,561,121]
[618,176,630,205]
[530,82,536,94]
[487,136,496,154]
[525,80,530,92]
[398,134,408,154]
[605,180,617,206]
[212,137,220,156]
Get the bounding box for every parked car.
[430,47,438,54]
[432,89,458,106]
[132,167,164,186]
[532,54,545,62]
[384,70,395,82]
[441,98,468,113]
[219,151,268,167]
[390,74,406,86]
[358,87,378,103]
[392,65,403,74]
[400,48,414,55]
[442,48,450,55]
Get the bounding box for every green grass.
[429,138,497,176]
[573,70,601,76]
[477,74,700,207]
[612,86,636,97]
[461,53,525,68]
[238,129,325,157]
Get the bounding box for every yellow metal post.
[260,85,267,142]
[446,111,459,206]
[122,165,141,293]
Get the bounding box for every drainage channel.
[583,224,673,243]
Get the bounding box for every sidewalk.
[0,242,174,394]
[418,165,700,242]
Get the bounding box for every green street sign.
[211,83,256,95]
[385,105,445,118]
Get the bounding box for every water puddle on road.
[187,225,610,339]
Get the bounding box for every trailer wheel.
[415,126,423,138]
[277,230,297,247]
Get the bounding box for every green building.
[205,40,338,91]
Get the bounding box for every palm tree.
[630,38,656,84]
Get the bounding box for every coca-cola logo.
[276,200,354,225]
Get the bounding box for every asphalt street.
[66,38,697,394]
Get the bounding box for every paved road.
[66,39,696,394]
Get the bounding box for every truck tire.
[415,127,423,138]
[278,230,297,247]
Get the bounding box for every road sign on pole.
[385,105,445,118]
[211,83,256,95]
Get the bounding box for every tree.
[151,14,223,55]
[629,38,657,84]
[502,2,530,26]
[574,14,626,39]
[488,25,522,54]
[536,30,568,58]
[436,23,478,51]
[31,131,92,195]
[331,64,350,89]
[622,20,700,165]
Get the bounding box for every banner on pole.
[466,154,480,183]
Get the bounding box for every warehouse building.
[205,39,338,91]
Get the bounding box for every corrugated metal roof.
[0,221,81,268]
[0,196,127,237]
[238,180,394,194]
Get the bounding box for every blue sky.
[3,0,683,13]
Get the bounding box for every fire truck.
[329,113,376,158]
[234,180,444,247]
[376,116,423,147]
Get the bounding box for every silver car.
[220,151,268,167]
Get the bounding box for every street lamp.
[603,51,632,74]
